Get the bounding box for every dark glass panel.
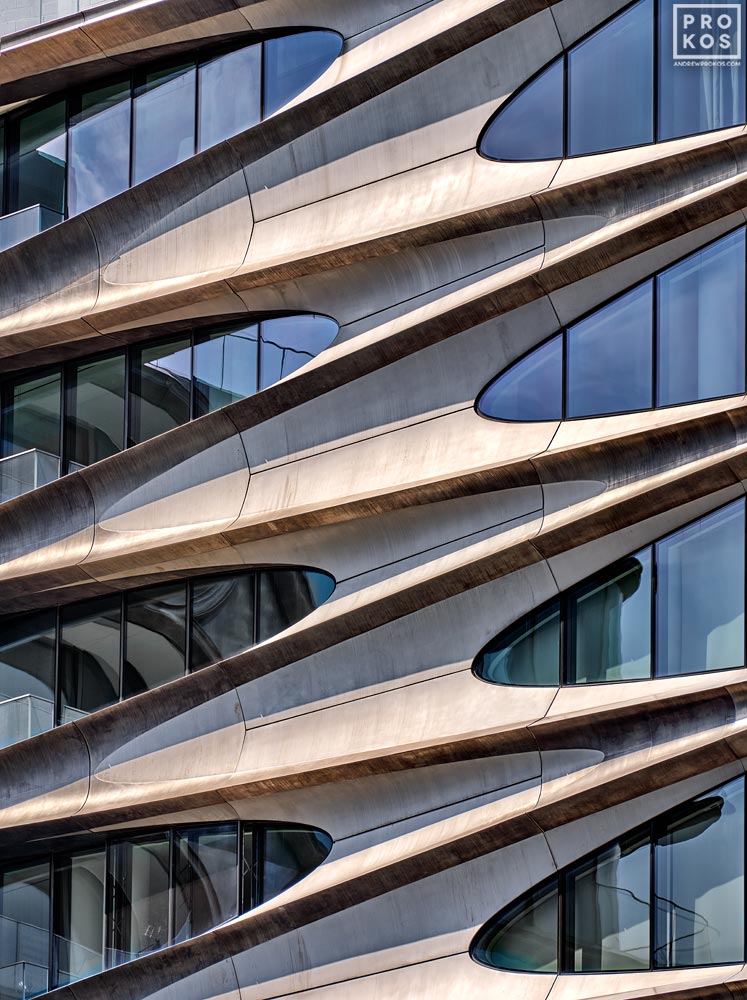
[10,100,66,215]
[480,59,564,161]
[263,30,342,117]
[258,315,338,389]
[58,596,121,725]
[2,370,61,460]
[566,281,654,417]
[190,572,255,671]
[0,609,56,747]
[478,335,562,422]
[133,63,196,185]
[193,323,258,417]
[472,880,559,972]
[109,835,170,967]
[129,337,191,446]
[474,601,560,686]
[198,44,261,151]
[53,850,105,987]
[569,550,652,683]
[659,0,746,141]
[241,829,255,911]
[261,827,331,903]
[257,570,334,643]
[656,500,745,676]
[173,824,239,942]
[66,353,126,471]
[124,582,186,698]
[68,79,131,217]
[657,229,746,406]
[0,862,50,996]
[654,777,744,966]
[569,833,650,970]
[568,0,654,155]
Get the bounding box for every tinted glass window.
[258,570,333,643]
[58,596,121,724]
[0,862,50,994]
[568,0,654,155]
[11,100,67,215]
[478,334,563,422]
[68,79,131,217]
[2,371,61,460]
[53,850,105,987]
[129,337,192,446]
[473,880,559,972]
[566,281,654,417]
[263,31,342,117]
[259,315,338,389]
[480,59,564,161]
[133,64,196,185]
[654,778,744,966]
[190,572,255,671]
[193,323,259,417]
[174,825,239,941]
[198,45,261,151]
[66,353,126,471]
[261,828,331,903]
[0,610,56,748]
[109,836,170,967]
[657,228,746,406]
[658,0,746,141]
[124,582,187,698]
[656,500,744,676]
[475,601,560,686]
[569,550,652,683]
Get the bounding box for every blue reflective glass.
[198,45,261,152]
[68,79,131,216]
[658,0,746,140]
[568,0,654,155]
[263,30,342,118]
[193,323,259,416]
[657,229,746,406]
[478,335,562,422]
[480,59,564,161]
[133,63,196,185]
[259,315,338,389]
[566,281,653,417]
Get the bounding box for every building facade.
[0,0,746,997]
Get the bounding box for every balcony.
[0,450,60,505]
[0,206,62,254]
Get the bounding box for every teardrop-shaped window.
[477,334,562,422]
[479,59,564,162]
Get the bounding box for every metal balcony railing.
[0,206,63,254]
[0,450,61,505]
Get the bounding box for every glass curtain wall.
[478,227,747,422]
[480,0,747,161]
[0,823,331,997]
[474,498,746,686]
[472,776,747,974]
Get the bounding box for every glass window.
[569,833,650,971]
[657,229,746,406]
[10,100,67,215]
[263,30,342,118]
[658,0,746,141]
[478,335,563,422]
[480,59,565,161]
[198,45,261,151]
[568,0,654,155]
[133,63,196,186]
[190,572,255,671]
[193,323,258,417]
[124,582,186,698]
[566,281,654,417]
[109,835,171,967]
[654,777,744,966]
[0,610,56,748]
[261,827,331,903]
[53,850,105,987]
[259,315,338,389]
[0,862,50,995]
[472,880,559,972]
[241,828,255,911]
[656,500,745,676]
[173,824,239,942]
[569,550,652,683]
[2,370,61,460]
[58,596,121,725]
[66,353,126,471]
[129,337,192,446]
[475,600,560,686]
[68,79,131,217]
[258,570,333,643]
